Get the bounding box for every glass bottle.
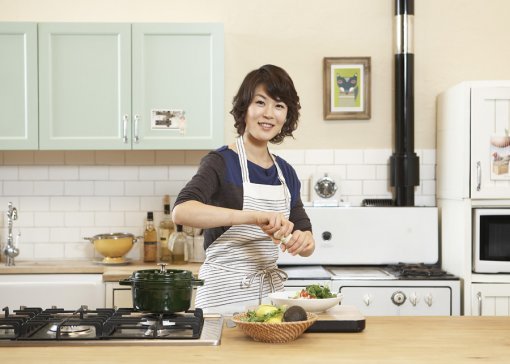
[169,224,188,265]
[143,211,158,263]
[159,195,174,262]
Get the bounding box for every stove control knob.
[424,293,433,307]
[391,291,406,306]
[322,231,332,241]
[409,292,419,306]
[363,294,372,306]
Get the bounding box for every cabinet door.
[0,23,38,149]
[471,283,510,316]
[471,87,510,198]
[105,282,133,308]
[132,23,224,150]
[38,23,132,150]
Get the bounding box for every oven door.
[473,208,510,273]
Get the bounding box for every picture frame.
[323,57,371,120]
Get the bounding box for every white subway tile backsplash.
[168,166,198,181]
[34,212,65,227]
[4,181,34,195]
[94,181,124,196]
[34,181,64,196]
[305,150,334,165]
[276,150,305,164]
[19,166,49,180]
[94,212,124,227]
[49,166,79,180]
[2,148,437,261]
[111,197,140,211]
[363,180,391,195]
[347,165,376,180]
[139,166,168,180]
[109,166,139,180]
[50,197,80,211]
[80,196,109,211]
[65,212,95,227]
[65,181,94,196]
[19,196,50,211]
[50,227,81,243]
[0,166,18,180]
[364,149,392,164]
[334,150,363,164]
[125,181,154,196]
[79,166,108,180]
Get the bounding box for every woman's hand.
[279,230,315,257]
[255,212,294,241]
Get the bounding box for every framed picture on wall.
[323,57,371,120]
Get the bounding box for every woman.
[172,64,315,314]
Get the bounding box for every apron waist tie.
[242,268,288,305]
[205,262,288,305]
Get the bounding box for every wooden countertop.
[0,316,509,363]
[0,260,202,281]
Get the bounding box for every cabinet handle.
[476,161,481,191]
[134,115,140,144]
[476,291,482,316]
[122,114,129,143]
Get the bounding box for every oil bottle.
[159,195,174,262]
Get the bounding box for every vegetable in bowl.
[294,284,336,299]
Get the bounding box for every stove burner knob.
[363,294,372,306]
[424,293,433,307]
[322,231,332,241]
[391,291,406,306]
[409,292,419,306]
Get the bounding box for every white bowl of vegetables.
[268,285,342,313]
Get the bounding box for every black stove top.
[0,306,204,342]
[387,263,458,280]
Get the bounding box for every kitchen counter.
[0,260,202,281]
[0,316,509,363]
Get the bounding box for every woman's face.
[243,85,288,143]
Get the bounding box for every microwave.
[473,209,510,273]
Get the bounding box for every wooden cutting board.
[306,305,366,333]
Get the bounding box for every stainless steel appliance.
[0,306,223,346]
[278,207,461,316]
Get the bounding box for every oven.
[278,207,461,316]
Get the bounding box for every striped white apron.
[195,135,290,314]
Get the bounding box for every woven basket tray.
[231,312,318,343]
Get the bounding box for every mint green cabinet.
[0,23,38,149]
[38,23,224,150]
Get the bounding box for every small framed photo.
[323,57,371,120]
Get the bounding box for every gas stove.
[0,306,223,346]
[277,207,461,316]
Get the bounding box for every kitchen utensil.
[231,312,317,343]
[84,233,140,264]
[119,263,204,313]
[268,291,342,313]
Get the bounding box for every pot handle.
[132,236,143,244]
[83,237,93,243]
[192,279,204,287]
[118,278,132,286]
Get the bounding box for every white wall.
[1,0,510,149]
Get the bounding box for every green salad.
[294,284,336,299]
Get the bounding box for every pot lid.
[128,263,195,283]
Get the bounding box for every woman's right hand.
[255,211,294,242]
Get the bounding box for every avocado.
[283,305,307,322]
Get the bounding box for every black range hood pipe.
[390,0,420,206]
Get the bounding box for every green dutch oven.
[119,264,204,313]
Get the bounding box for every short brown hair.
[230,64,301,144]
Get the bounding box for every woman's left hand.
[279,230,315,257]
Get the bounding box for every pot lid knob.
[158,263,168,272]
